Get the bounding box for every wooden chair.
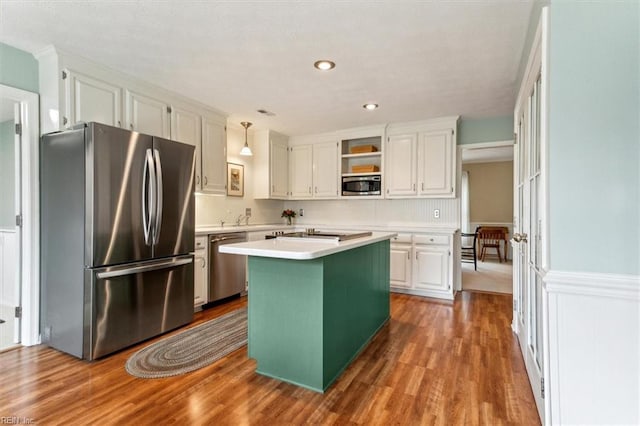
[478,226,508,263]
[460,227,479,271]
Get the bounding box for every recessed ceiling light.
[363,103,379,110]
[314,60,335,71]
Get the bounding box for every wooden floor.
[0,292,540,425]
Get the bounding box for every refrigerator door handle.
[96,257,193,279]
[142,149,156,246]
[152,148,163,245]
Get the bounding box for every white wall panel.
[545,271,640,425]
[285,198,460,228]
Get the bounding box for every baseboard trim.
[543,270,640,300]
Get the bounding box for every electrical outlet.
[245,208,252,217]
[434,209,440,219]
[299,208,304,217]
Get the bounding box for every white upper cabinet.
[64,70,122,128]
[288,142,339,199]
[125,90,170,138]
[289,145,313,198]
[385,117,458,199]
[254,130,289,199]
[170,106,202,188]
[418,130,454,197]
[271,139,290,198]
[312,142,339,198]
[386,134,417,196]
[40,49,229,196]
[201,117,227,195]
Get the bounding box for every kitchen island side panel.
[247,240,390,392]
[322,240,390,388]
[247,256,325,391]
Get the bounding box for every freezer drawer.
[88,255,194,359]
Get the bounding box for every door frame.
[512,6,550,425]
[0,84,40,346]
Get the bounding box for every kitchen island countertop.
[218,232,396,260]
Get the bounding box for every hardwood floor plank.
[0,292,540,425]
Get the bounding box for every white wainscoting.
[544,270,640,425]
[287,198,460,229]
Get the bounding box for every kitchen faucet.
[235,214,247,226]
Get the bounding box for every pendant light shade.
[240,121,253,156]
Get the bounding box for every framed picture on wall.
[227,162,244,197]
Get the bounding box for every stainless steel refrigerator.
[41,122,196,360]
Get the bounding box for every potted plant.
[281,209,297,225]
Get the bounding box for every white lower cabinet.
[194,236,208,308]
[414,246,449,291]
[389,231,456,300]
[390,234,412,289]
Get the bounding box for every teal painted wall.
[457,116,514,145]
[0,43,38,92]
[549,1,639,274]
[0,120,15,229]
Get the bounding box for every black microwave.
[342,175,382,196]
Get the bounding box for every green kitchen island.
[219,231,395,392]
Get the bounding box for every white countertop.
[218,232,397,260]
[196,224,289,235]
[196,223,459,236]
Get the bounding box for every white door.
[64,70,122,128]
[390,245,412,289]
[289,145,313,198]
[125,90,170,138]
[513,22,546,419]
[0,100,22,350]
[386,134,417,196]
[418,130,454,197]
[201,118,226,195]
[170,107,202,190]
[312,142,338,198]
[413,246,448,291]
[270,137,289,199]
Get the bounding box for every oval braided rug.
[125,307,247,379]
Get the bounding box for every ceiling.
[0,1,534,136]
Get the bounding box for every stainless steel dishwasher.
[209,232,247,303]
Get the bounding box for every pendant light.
[239,121,253,156]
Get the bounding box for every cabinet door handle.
[315,186,318,194]
[204,176,208,185]
[412,183,415,191]
[422,182,425,191]
[407,251,410,260]
[308,186,311,194]
[130,123,134,130]
[196,175,200,185]
[117,120,121,128]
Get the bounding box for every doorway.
[460,141,514,294]
[0,84,40,350]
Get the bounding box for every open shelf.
[341,152,382,159]
[341,172,382,177]
[340,136,383,176]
